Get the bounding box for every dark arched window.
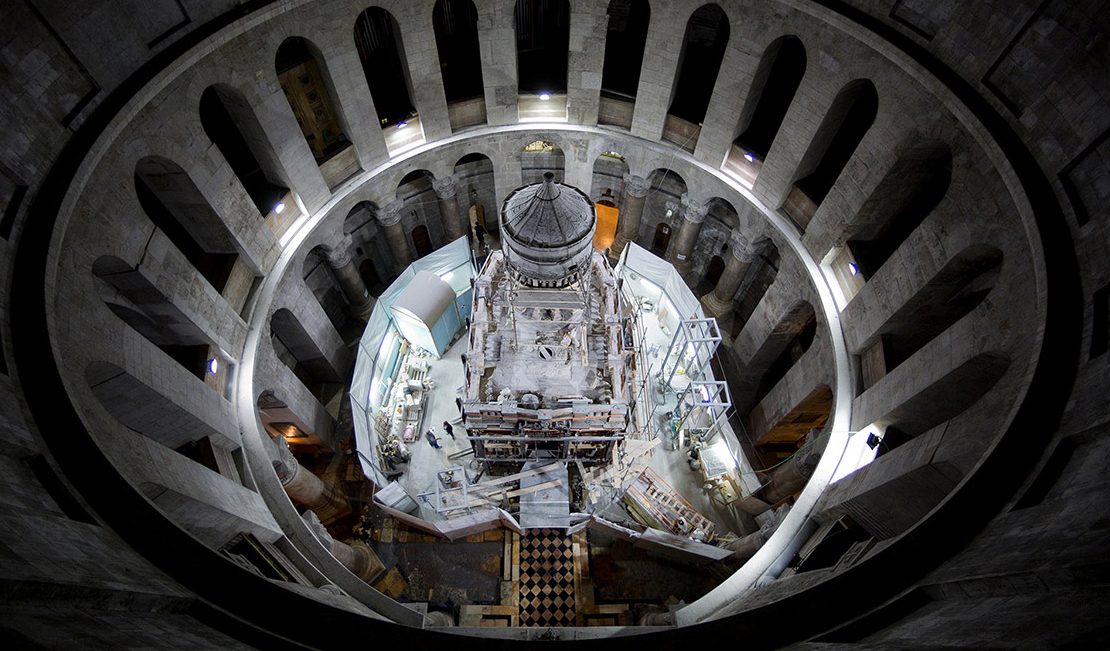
[785,80,878,229]
[734,36,807,161]
[199,85,288,217]
[514,0,571,93]
[354,7,416,127]
[134,157,239,293]
[668,4,729,124]
[275,36,350,164]
[433,0,484,102]
[600,0,651,100]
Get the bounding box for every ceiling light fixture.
[539,92,551,101]
[273,201,285,214]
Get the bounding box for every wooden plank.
[511,533,520,582]
[469,463,562,491]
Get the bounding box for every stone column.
[272,437,351,524]
[325,236,374,320]
[759,440,823,506]
[302,511,385,583]
[379,200,413,274]
[668,195,707,278]
[701,231,757,319]
[433,175,467,241]
[610,174,651,259]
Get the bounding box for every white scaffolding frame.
[659,317,723,390]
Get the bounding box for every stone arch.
[302,246,355,340]
[520,139,565,184]
[395,169,443,254]
[270,308,342,405]
[846,141,954,280]
[199,84,290,218]
[354,6,415,128]
[784,79,879,230]
[749,300,818,409]
[93,255,222,387]
[454,152,495,235]
[726,35,807,185]
[433,0,486,129]
[514,0,571,94]
[640,168,687,251]
[600,0,651,109]
[134,155,240,294]
[666,4,729,143]
[275,36,353,170]
[857,244,1004,390]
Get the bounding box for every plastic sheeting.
[391,271,460,357]
[350,237,476,486]
[615,242,705,321]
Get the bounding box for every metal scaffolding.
[659,317,723,390]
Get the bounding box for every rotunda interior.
[0,0,1107,648]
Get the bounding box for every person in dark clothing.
[442,421,455,439]
[455,397,463,412]
[474,222,486,243]
[424,428,441,449]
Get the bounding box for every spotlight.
[743,152,755,163]
[848,262,859,276]
[866,432,882,449]
[539,92,551,101]
[273,201,285,214]
[396,121,408,129]
[207,358,219,374]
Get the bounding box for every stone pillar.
[610,174,651,259]
[379,200,413,274]
[325,235,374,320]
[701,231,757,319]
[759,441,823,506]
[668,195,707,278]
[272,437,351,524]
[433,175,467,241]
[302,511,385,583]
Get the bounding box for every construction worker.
[424,427,442,449]
[442,421,456,440]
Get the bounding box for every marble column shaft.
[610,174,650,257]
[702,232,758,318]
[325,237,374,320]
[433,176,467,241]
[273,438,351,524]
[669,195,707,277]
[380,200,413,273]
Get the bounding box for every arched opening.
[358,259,383,296]
[343,200,378,237]
[396,169,441,255]
[199,85,289,219]
[354,6,420,152]
[591,151,628,250]
[514,0,570,93]
[275,36,357,189]
[725,36,807,186]
[454,152,495,235]
[664,4,729,149]
[86,361,234,454]
[599,0,651,129]
[846,143,953,280]
[134,156,239,294]
[858,245,1003,390]
[651,222,673,256]
[732,241,779,335]
[433,0,486,129]
[784,80,879,231]
[93,255,227,392]
[411,224,433,257]
[749,384,832,465]
[270,308,343,406]
[704,255,725,287]
[302,246,358,342]
[695,197,740,287]
[520,140,565,184]
[641,168,687,253]
[754,303,817,407]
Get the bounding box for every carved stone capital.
[271,436,298,486]
[378,199,406,227]
[728,230,757,262]
[432,175,458,199]
[325,235,355,268]
[622,173,651,198]
[680,194,707,224]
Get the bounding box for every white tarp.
[616,242,704,322]
[350,237,475,486]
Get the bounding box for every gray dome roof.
[502,173,595,249]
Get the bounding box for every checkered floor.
[518,528,576,627]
